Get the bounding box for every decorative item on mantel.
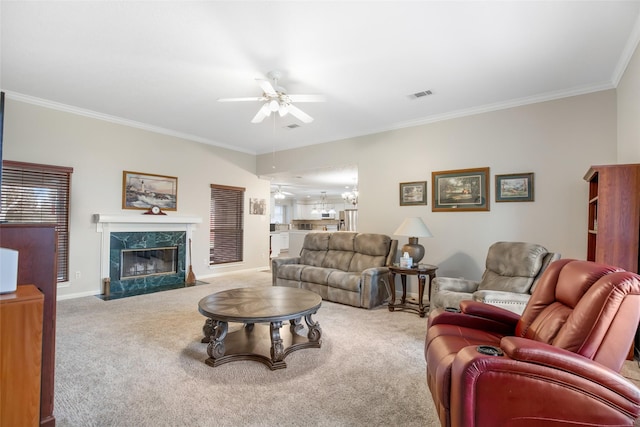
[393,217,433,266]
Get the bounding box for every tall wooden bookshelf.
[584,164,640,360]
[584,164,640,273]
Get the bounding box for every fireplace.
[95,214,201,298]
[109,230,186,295]
[120,246,179,280]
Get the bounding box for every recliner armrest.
[501,336,640,400]
[427,301,518,335]
[432,277,480,293]
[459,300,520,327]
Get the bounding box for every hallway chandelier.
[342,186,359,207]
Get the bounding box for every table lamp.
[393,217,433,265]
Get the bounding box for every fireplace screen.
[120,246,178,279]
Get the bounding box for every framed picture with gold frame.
[122,171,178,211]
[432,167,490,212]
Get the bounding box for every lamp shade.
[393,217,433,265]
[393,217,433,238]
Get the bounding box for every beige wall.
[2,85,626,298]
[3,99,271,299]
[618,42,640,163]
[257,91,618,288]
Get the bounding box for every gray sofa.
[271,231,397,309]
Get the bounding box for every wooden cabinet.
[0,285,44,427]
[584,164,640,272]
[0,224,57,427]
[584,164,640,360]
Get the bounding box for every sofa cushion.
[322,232,356,271]
[300,233,330,266]
[327,271,362,292]
[323,250,354,271]
[348,233,390,272]
[300,266,335,285]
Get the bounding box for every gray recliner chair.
[430,241,560,315]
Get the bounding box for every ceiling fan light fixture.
[278,104,289,117]
[269,99,280,112]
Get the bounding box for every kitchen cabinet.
[270,233,281,258]
[293,204,319,219]
[280,232,289,251]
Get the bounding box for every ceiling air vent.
[410,90,433,99]
[285,124,301,129]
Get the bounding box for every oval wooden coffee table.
[198,286,322,370]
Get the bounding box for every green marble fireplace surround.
[109,230,186,295]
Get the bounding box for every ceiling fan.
[218,70,325,124]
[271,185,294,200]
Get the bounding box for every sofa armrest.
[271,256,301,285]
[359,266,390,308]
[449,341,640,426]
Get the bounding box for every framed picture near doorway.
[122,171,178,211]
[399,181,427,206]
[432,167,490,212]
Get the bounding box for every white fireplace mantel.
[94,213,202,231]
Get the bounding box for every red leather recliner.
[425,259,640,426]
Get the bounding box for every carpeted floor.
[54,270,640,426]
[54,271,439,426]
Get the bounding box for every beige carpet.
[54,271,640,426]
[54,271,439,426]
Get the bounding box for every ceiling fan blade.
[251,104,271,123]
[287,94,326,103]
[287,104,314,123]
[256,79,277,97]
[218,97,265,102]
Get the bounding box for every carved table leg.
[305,312,322,342]
[388,271,397,311]
[401,274,408,304]
[201,318,214,343]
[206,320,228,360]
[290,317,303,334]
[418,273,426,317]
[270,321,285,364]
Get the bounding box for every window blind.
[210,183,245,264]
[1,160,73,282]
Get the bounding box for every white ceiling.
[2,1,640,200]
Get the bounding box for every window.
[271,204,286,224]
[210,183,245,264]
[1,160,73,282]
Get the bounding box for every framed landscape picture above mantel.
[122,171,178,211]
[399,181,427,206]
[432,167,490,212]
[495,172,534,202]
